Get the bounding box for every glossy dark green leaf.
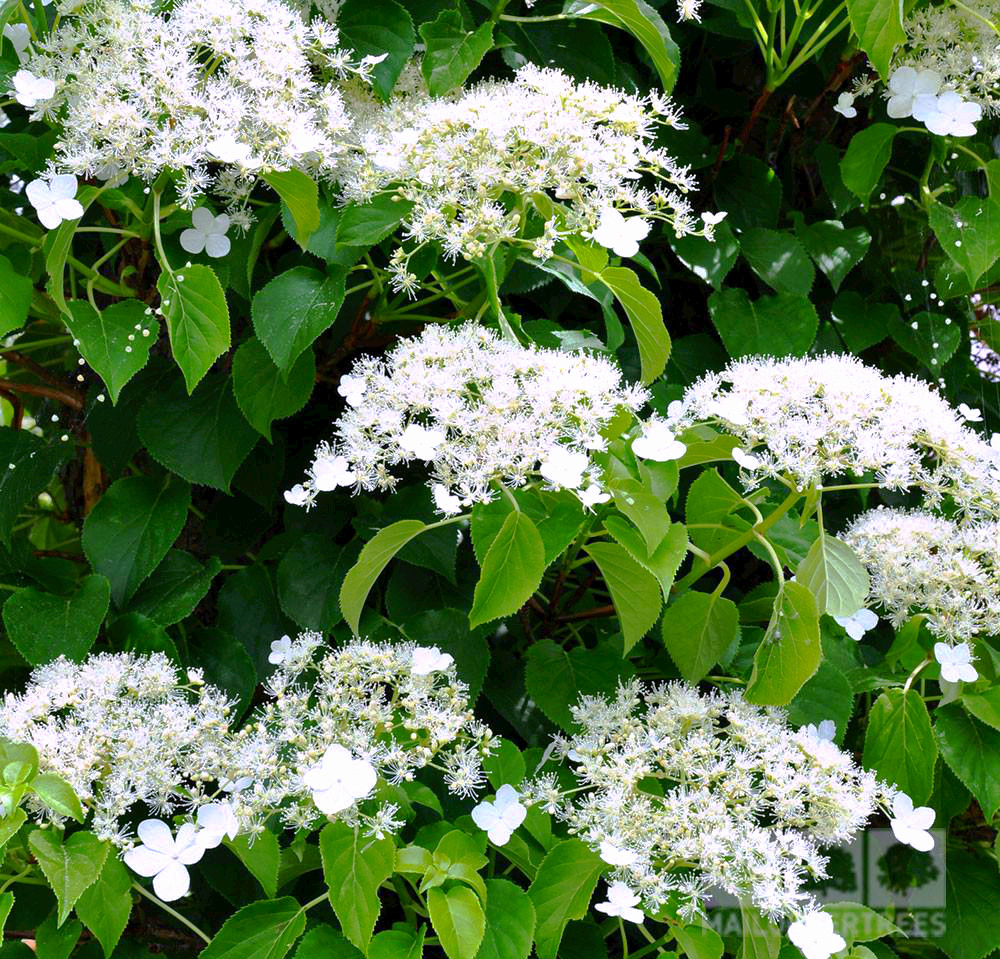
[232,337,315,441]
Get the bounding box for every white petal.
[24,179,50,210]
[153,861,191,901]
[204,234,231,258]
[179,229,207,255]
[54,198,83,222]
[49,174,78,200]
[123,846,170,878]
[312,784,354,814]
[191,207,216,232]
[137,819,177,854]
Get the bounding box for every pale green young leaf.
[262,171,320,249]
[75,854,133,959]
[662,590,740,684]
[584,541,662,653]
[528,840,605,959]
[200,898,307,959]
[846,0,906,78]
[469,511,545,629]
[840,125,896,202]
[419,11,493,96]
[796,535,869,618]
[428,886,485,959]
[28,829,109,925]
[475,879,535,959]
[862,688,937,804]
[599,266,671,383]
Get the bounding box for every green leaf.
[82,474,191,607]
[708,289,818,358]
[662,590,740,684]
[295,925,364,959]
[127,550,222,627]
[319,821,395,953]
[739,229,815,296]
[340,519,427,635]
[927,198,1000,287]
[200,898,307,959]
[0,430,71,545]
[63,300,154,402]
[0,809,25,857]
[796,535,869,618]
[524,639,635,731]
[339,0,416,100]
[746,582,821,705]
[428,886,485,959]
[846,0,906,78]
[961,687,1000,732]
[371,927,424,959]
[419,11,493,96]
[137,372,260,491]
[674,925,724,959]
[935,705,1000,819]
[668,223,739,290]
[28,829,109,926]
[862,688,937,803]
[36,913,83,959]
[31,773,84,822]
[737,902,780,959]
[565,0,680,92]
[786,662,855,740]
[584,541,662,653]
[157,265,230,394]
[337,195,414,247]
[224,831,280,899]
[0,893,11,945]
[795,219,871,292]
[3,574,111,665]
[262,171,321,250]
[528,840,605,959]
[599,266,670,384]
[826,903,901,945]
[941,848,1000,959]
[251,267,347,376]
[233,337,315,441]
[469,511,546,629]
[76,855,132,959]
[194,627,257,715]
[279,535,357,632]
[0,253,33,337]
[888,309,961,369]
[608,479,671,553]
[829,292,895,352]
[840,125,896,202]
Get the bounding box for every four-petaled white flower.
[433,484,463,515]
[599,840,639,866]
[284,484,309,506]
[732,447,761,470]
[268,635,293,665]
[195,802,239,849]
[923,92,982,137]
[411,646,454,676]
[180,208,231,258]
[701,211,727,227]
[337,374,366,406]
[591,207,650,258]
[788,911,846,959]
[579,484,611,510]
[594,882,644,923]
[934,642,978,683]
[889,793,935,851]
[312,454,356,491]
[471,784,527,845]
[632,420,686,461]
[11,69,54,107]
[802,719,836,742]
[123,819,205,901]
[399,423,446,461]
[886,66,941,119]
[833,607,878,641]
[25,175,83,230]
[302,744,378,815]
[957,403,983,423]
[833,92,856,118]
[539,446,589,489]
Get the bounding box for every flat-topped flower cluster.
[287,323,649,512]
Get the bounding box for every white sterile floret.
[886,66,942,118]
[268,635,293,665]
[922,91,982,137]
[303,744,378,815]
[123,820,205,901]
[600,839,640,866]
[291,323,647,510]
[889,793,935,851]
[845,509,1000,641]
[591,207,651,258]
[179,208,231,258]
[411,646,454,676]
[632,420,686,461]
[310,453,356,491]
[701,211,727,227]
[579,484,611,510]
[801,720,836,743]
[671,355,1000,517]
[833,608,878,641]
[10,69,54,107]
[958,403,983,422]
[595,882,645,923]
[471,784,527,845]
[934,642,978,683]
[788,911,847,959]
[732,447,761,470]
[25,174,83,230]
[195,801,239,849]
[833,92,857,118]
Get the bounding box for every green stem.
[131,881,211,944]
[151,190,173,276]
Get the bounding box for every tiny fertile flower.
[957,403,983,423]
[302,744,378,815]
[268,635,293,665]
[886,66,941,119]
[923,92,982,137]
[934,642,978,683]
[179,208,231,258]
[11,69,54,106]
[411,646,454,676]
[311,454,355,491]
[595,882,645,923]
[337,374,366,406]
[471,784,527,845]
[124,820,204,901]
[833,92,857,118]
[591,207,650,258]
[788,911,846,959]
[833,608,879,641]
[889,793,935,851]
[732,447,761,470]
[195,801,239,849]
[25,175,83,230]
[399,423,446,461]
[600,840,639,866]
[632,420,686,462]
[539,446,589,489]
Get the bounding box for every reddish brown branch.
[0,378,84,410]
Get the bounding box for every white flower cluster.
[287,323,649,512]
[883,66,982,136]
[340,63,702,270]
[0,652,233,845]
[220,633,496,837]
[669,354,1000,516]
[23,0,371,209]
[524,682,893,927]
[844,507,1000,643]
